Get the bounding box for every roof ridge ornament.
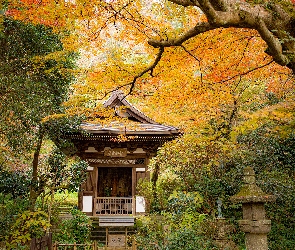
[103,90,158,124]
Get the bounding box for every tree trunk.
[151,163,160,206]
[29,128,44,211]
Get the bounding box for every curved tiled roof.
[74,91,181,138]
[81,122,180,135]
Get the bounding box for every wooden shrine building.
[66,91,180,227]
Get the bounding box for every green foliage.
[42,114,84,154]
[54,191,78,207]
[165,227,216,250]
[5,209,50,249]
[67,161,88,192]
[145,102,295,249]
[0,194,29,243]
[147,134,238,216]
[0,167,30,198]
[0,17,82,208]
[0,17,76,153]
[134,191,216,249]
[43,148,87,193]
[164,191,204,228]
[233,126,295,249]
[53,208,92,244]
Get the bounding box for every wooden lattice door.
[98,167,132,197]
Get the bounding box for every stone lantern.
[231,167,276,250]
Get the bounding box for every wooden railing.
[94,197,133,215]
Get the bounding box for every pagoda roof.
[76,91,180,137]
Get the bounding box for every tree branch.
[148,22,214,47]
[101,47,165,99]
[255,17,289,66]
[216,59,274,84]
[168,0,199,7]
[125,47,165,95]
[154,0,295,73]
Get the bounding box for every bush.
[166,227,216,250]
[0,168,30,198]
[5,209,50,249]
[0,194,29,243]
[134,191,216,249]
[53,208,92,244]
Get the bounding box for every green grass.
[54,191,78,207]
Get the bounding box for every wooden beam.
[91,164,146,168]
[82,153,148,159]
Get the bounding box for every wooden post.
[132,167,136,215]
[132,240,136,250]
[91,166,98,216]
[106,227,109,246]
[74,242,77,250]
[125,227,127,249]
[93,241,97,250]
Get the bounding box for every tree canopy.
[2,0,294,91]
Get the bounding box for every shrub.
[53,208,92,244]
[5,209,50,249]
[134,191,216,249]
[0,194,29,243]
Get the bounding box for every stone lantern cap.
[231,167,276,203]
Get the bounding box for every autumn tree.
[3,0,294,202]
[2,1,294,88]
[147,0,295,73]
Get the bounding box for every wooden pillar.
[94,166,98,198]
[132,167,136,214]
[106,227,109,246]
[125,227,128,249]
[93,166,98,216]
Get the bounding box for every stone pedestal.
[214,218,238,250]
[231,167,276,250]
